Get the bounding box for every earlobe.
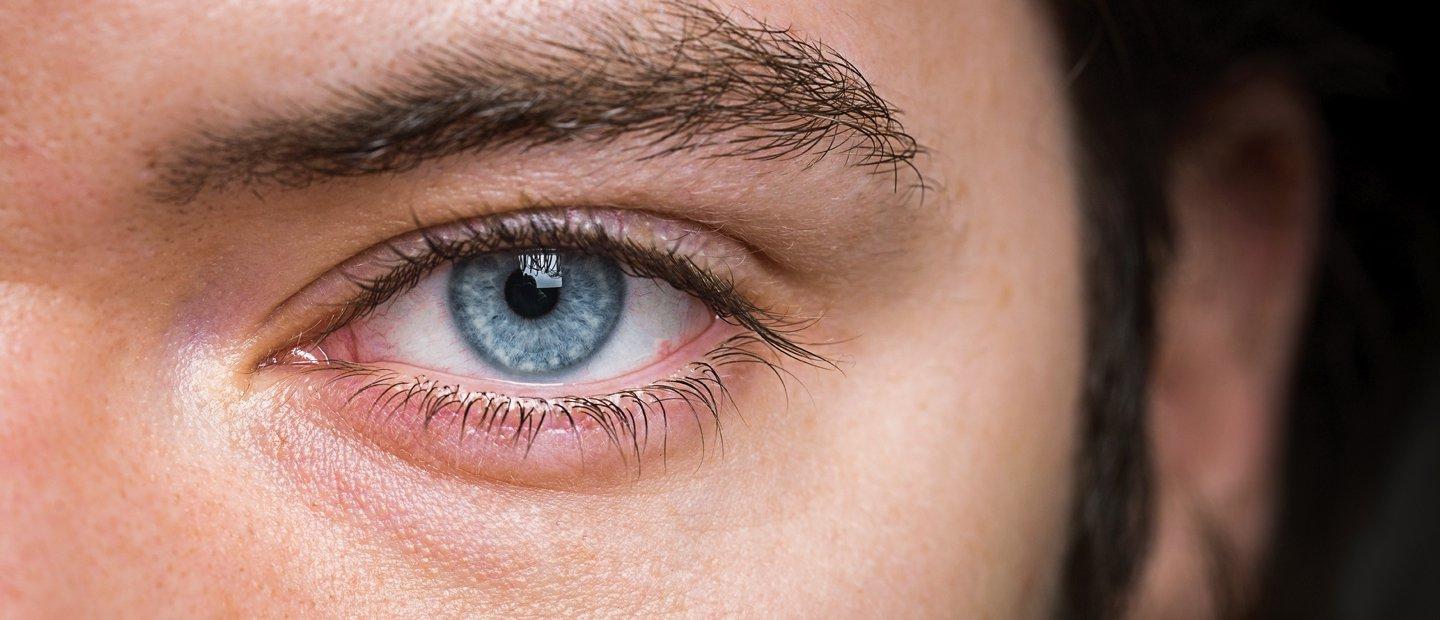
[1134,73,1326,616]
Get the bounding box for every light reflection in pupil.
[504,270,560,318]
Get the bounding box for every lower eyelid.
[267,331,776,488]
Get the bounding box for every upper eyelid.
[344,210,751,326]
[254,207,789,367]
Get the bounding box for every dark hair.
[1045,1,1438,616]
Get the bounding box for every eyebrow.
[151,1,923,204]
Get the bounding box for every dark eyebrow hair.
[151,1,924,204]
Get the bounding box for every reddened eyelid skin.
[264,332,789,488]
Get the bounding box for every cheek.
[245,347,804,612]
[0,286,292,612]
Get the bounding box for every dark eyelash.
[265,209,836,472]
[300,332,801,471]
[295,208,833,369]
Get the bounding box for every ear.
[1133,72,1326,616]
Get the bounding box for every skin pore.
[0,0,1318,616]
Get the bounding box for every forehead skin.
[0,0,1082,617]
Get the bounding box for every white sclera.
[350,263,715,385]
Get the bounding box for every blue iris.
[448,250,626,377]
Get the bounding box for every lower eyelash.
[282,333,799,473]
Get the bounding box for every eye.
[453,250,629,378]
[342,248,715,384]
[259,209,831,487]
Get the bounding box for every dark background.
[1261,2,1440,617]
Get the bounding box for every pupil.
[504,269,561,318]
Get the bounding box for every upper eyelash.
[281,208,834,370]
[257,210,836,471]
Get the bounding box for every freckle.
[996,279,1013,308]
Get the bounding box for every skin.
[0,0,1320,616]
